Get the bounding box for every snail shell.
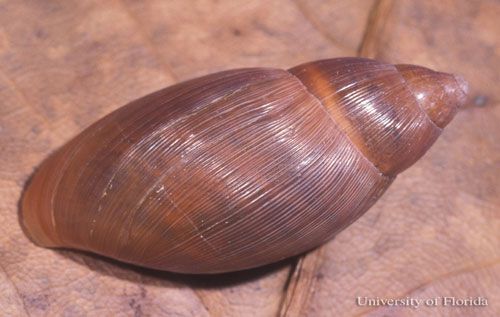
[21,58,468,273]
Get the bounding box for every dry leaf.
[0,1,498,316]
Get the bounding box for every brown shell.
[21,57,468,273]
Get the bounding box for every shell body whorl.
[21,58,467,273]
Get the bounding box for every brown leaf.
[0,0,498,316]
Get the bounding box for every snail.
[21,57,468,274]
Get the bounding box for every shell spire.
[289,58,468,176]
[395,64,468,128]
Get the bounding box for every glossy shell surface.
[21,58,468,273]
